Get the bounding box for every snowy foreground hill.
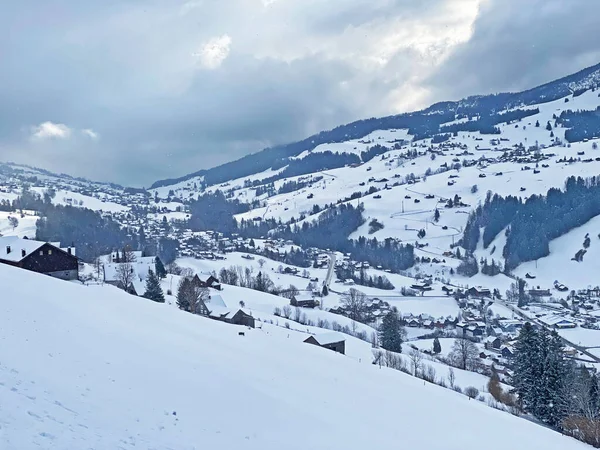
[0,265,588,450]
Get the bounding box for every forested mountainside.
[151,63,600,190]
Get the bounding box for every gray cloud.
[1,0,598,186]
[428,0,600,100]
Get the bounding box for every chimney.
[6,246,11,254]
[21,249,26,258]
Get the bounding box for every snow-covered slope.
[144,86,600,296]
[0,264,587,450]
[0,211,38,238]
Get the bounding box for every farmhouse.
[304,332,346,354]
[411,281,433,292]
[184,274,222,291]
[528,287,552,297]
[208,305,255,328]
[291,293,317,308]
[0,236,78,280]
[467,286,492,298]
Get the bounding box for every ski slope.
[0,264,588,450]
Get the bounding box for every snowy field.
[0,211,37,238]
[0,264,588,450]
[176,253,460,319]
[30,188,130,213]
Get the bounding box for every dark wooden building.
[186,274,222,291]
[0,237,78,281]
[208,306,255,328]
[291,293,317,308]
[304,333,346,354]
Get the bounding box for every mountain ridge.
[150,62,600,190]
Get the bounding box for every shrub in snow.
[465,386,479,399]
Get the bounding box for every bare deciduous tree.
[94,257,105,280]
[341,288,369,323]
[121,245,137,263]
[116,262,134,292]
[448,367,456,388]
[465,386,480,399]
[191,285,210,314]
[409,348,423,376]
[450,338,479,371]
[282,305,292,319]
[280,284,299,300]
[180,267,194,278]
[219,266,239,286]
[8,216,18,230]
[167,262,182,275]
[421,365,437,383]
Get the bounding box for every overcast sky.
[2,0,599,187]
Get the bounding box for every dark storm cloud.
[1,0,598,186]
[428,0,600,100]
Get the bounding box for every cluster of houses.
[328,297,394,322]
[403,313,458,330]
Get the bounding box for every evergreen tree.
[535,120,540,127]
[434,208,440,222]
[143,268,165,303]
[379,309,405,353]
[538,330,569,427]
[433,337,442,354]
[546,121,552,131]
[176,278,192,311]
[512,322,541,412]
[517,278,528,307]
[155,257,167,279]
[590,373,600,417]
[513,324,572,427]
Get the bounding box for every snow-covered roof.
[208,305,233,318]
[208,294,226,308]
[0,236,45,262]
[131,278,146,296]
[538,315,576,326]
[0,236,74,262]
[308,332,346,346]
[103,259,156,283]
[294,293,314,302]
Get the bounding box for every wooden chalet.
[0,236,78,280]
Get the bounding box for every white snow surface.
[0,264,587,450]
[0,211,38,238]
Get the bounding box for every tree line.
[461,176,600,271]
[512,322,600,446]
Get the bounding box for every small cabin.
[304,333,346,355]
